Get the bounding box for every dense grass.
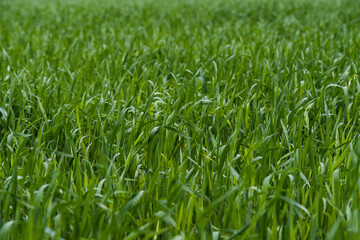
[1,0,360,239]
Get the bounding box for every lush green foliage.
[1,0,360,239]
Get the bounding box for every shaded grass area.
[1,0,360,239]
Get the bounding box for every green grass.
[1,0,360,239]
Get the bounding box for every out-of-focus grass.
[1,0,360,239]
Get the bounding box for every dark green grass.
[1,0,360,239]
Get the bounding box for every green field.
[1,0,360,239]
